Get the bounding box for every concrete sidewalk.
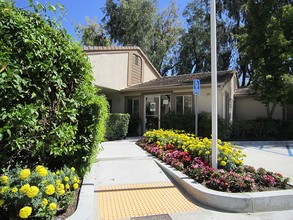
[69,139,293,220]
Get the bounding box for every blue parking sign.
[193,79,200,95]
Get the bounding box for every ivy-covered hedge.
[106,113,130,140]
[0,1,108,176]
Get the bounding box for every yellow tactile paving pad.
[98,182,198,220]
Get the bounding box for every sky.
[14,0,190,42]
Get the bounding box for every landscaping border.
[66,167,95,220]
[155,158,293,213]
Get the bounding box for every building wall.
[234,96,283,120]
[171,86,228,119]
[105,92,125,113]
[88,53,129,90]
[143,61,160,82]
[130,53,142,85]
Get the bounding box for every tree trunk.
[266,102,278,119]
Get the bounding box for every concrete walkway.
[69,139,293,220]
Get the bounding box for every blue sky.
[15,0,190,42]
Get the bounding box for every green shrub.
[161,112,230,139]
[161,113,194,133]
[128,115,141,136]
[106,113,130,140]
[230,118,291,140]
[198,112,230,140]
[0,1,108,176]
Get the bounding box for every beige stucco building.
[84,46,292,135]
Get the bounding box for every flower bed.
[137,129,291,193]
[0,165,80,219]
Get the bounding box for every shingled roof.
[121,70,236,92]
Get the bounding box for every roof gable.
[83,46,161,79]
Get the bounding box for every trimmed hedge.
[230,118,293,140]
[106,113,130,140]
[161,112,230,139]
[161,113,293,140]
[128,115,141,136]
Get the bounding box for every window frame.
[127,98,140,116]
[175,95,192,114]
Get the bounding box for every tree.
[102,0,181,75]
[238,0,293,118]
[0,0,108,176]
[75,17,110,46]
[175,0,232,74]
[210,0,252,87]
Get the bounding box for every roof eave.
[121,82,226,93]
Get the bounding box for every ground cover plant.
[137,129,291,193]
[0,165,80,219]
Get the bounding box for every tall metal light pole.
[211,0,218,169]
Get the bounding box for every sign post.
[193,79,200,137]
[211,0,218,169]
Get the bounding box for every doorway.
[144,94,171,132]
[145,95,160,131]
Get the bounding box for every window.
[176,95,192,114]
[127,98,140,116]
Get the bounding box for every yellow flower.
[41,198,48,207]
[0,175,9,184]
[220,161,227,166]
[64,176,69,182]
[73,183,79,190]
[26,186,39,198]
[19,169,31,180]
[56,179,61,185]
[35,165,48,177]
[73,176,79,183]
[12,187,18,193]
[0,186,8,194]
[20,184,30,193]
[0,199,5,207]
[19,206,32,219]
[71,167,76,172]
[65,184,70,189]
[49,202,57,211]
[205,151,210,155]
[58,189,65,195]
[45,184,55,195]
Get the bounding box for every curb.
[231,141,293,146]
[154,159,293,213]
[66,165,95,220]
